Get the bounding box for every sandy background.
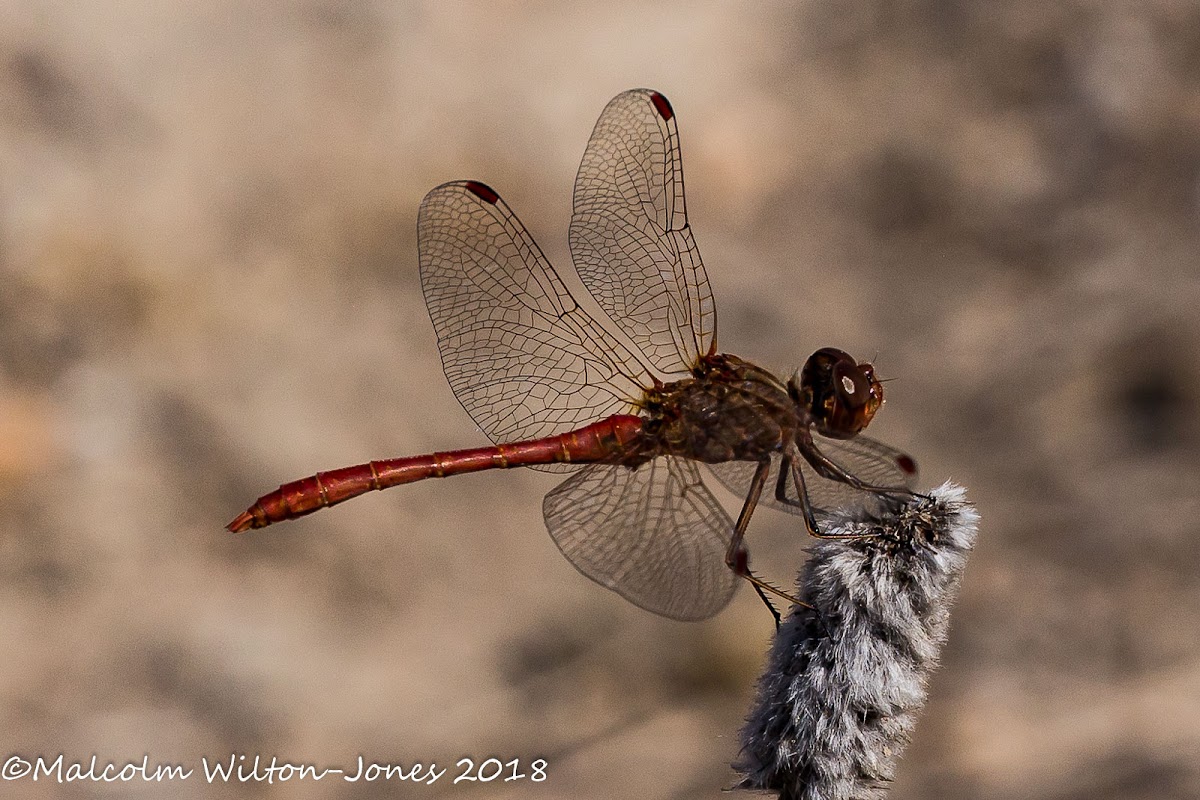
[2,1,1198,798]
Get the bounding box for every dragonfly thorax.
[635,353,801,465]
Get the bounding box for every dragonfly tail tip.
[226,510,256,533]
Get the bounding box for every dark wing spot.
[897,454,917,475]
[649,91,674,121]
[464,181,499,204]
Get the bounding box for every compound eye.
[834,363,869,408]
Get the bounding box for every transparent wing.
[706,435,918,519]
[543,458,738,621]
[570,89,715,376]
[419,181,654,466]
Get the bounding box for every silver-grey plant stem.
[735,482,978,800]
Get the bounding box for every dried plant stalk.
[735,483,978,800]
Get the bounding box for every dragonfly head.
[790,348,883,439]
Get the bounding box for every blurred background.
[2,1,1198,798]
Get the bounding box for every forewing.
[706,436,918,519]
[419,181,652,462]
[543,458,737,621]
[570,89,715,376]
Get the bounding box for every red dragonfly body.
[229,90,917,621]
[227,415,644,531]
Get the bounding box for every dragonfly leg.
[727,460,809,620]
[798,436,923,498]
[736,549,809,623]
[751,583,782,629]
[776,444,872,540]
[725,460,769,568]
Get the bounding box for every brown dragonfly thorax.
[632,353,799,466]
[631,349,884,467]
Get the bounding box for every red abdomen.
[227,415,643,532]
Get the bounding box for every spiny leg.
[797,434,924,498]
[769,448,858,638]
[751,584,782,629]
[727,460,807,620]
[776,444,873,540]
[775,452,819,537]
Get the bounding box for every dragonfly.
[228,89,918,622]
